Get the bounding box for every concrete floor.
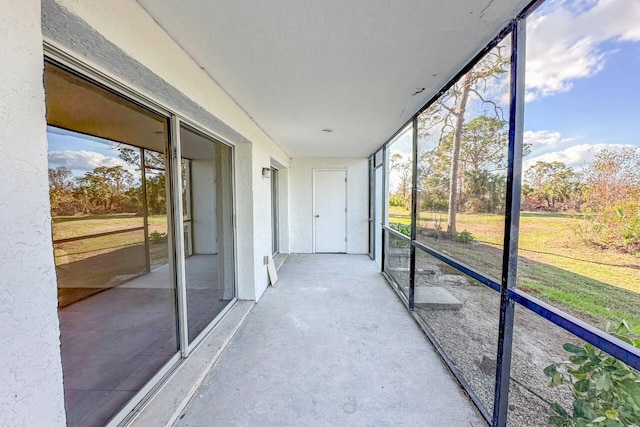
[177,254,485,426]
[59,255,232,427]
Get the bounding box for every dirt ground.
[388,249,579,426]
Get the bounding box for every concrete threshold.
[128,300,254,427]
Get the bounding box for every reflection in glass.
[46,63,178,427]
[413,248,500,413]
[516,1,640,333]
[415,38,511,280]
[180,125,236,343]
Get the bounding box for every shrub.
[149,231,167,244]
[456,230,474,244]
[544,320,640,427]
[390,222,411,237]
[421,198,448,212]
[389,194,405,207]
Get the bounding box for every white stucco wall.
[289,158,368,254]
[250,142,291,299]
[0,0,66,424]
[46,0,291,301]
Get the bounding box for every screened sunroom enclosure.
[3,0,640,426]
[371,2,640,426]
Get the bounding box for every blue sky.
[47,127,137,177]
[526,41,640,144]
[522,0,640,170]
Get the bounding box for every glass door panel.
[179,124,236,343]
[45,62,179,427]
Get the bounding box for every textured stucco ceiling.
[137,0,529,157]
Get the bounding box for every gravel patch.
[387,247,578,426]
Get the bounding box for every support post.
[492,19,526,427]
[409,118,419,310]
[381,145,388,273]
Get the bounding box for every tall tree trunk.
[447,74,472,237]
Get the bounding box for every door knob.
[315,215,320,218]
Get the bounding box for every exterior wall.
[290,158,369,254]
[251,141,291,299]
[0,0,66,424]
[44,0,291,301]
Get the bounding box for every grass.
[54,210,640,328]
[52,213,168,265]
[53,213,167,239]
[390,206,640,329]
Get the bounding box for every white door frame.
[312,168,348,253]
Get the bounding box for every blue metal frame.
[509,289,640,371]
[368,155,375,260]
[409,118,419,310]
[411,239,502,292]
[493,19,523,427]
[374,0,640,424]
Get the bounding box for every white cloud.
[48,150,135,174]
[523,143,638,170]
[524,130,580,157]
[524,130,565,147]
[526,0,640,101]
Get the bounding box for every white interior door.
[314,170,347,253]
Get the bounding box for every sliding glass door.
[180,124,236,344]
[271,167,279,255]
[44,60,237,426]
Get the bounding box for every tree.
[145,171,167,215]
[118,147,168,215]
[48,166,75,215]
[525,161,580,210]
[419,115,509,214]
[580,148,640,251]
[455,116,508,174]
[390,153,412,209]
[418,43,509,236]
[463,169,506,213]
[583,148,640,212]
[118,147,165,171]
[76,165,135,213]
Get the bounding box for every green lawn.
[390,206,640,328]
[52,213,168,265]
